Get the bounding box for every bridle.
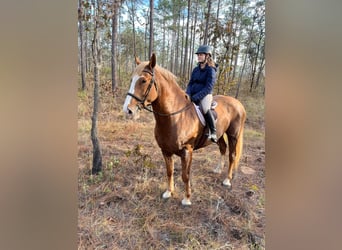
[126,68,158,112]
[126,68,192,116]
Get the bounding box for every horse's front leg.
[181,146,193,206]
[161,151,174,199]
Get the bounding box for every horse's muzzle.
[124,105,140,120]
[127,107,133,115]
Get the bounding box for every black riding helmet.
[195,45,212,57]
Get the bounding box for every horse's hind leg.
[161,151,174,199]
[223,135,237,187]
[213,136,227,174]
[180,146,193,206]
[224,128,244,187]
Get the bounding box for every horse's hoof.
[181,198,192,206]
[223,178,232,187]
[162,190,172,199]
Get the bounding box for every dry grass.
[78,79,265,249]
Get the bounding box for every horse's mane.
[155,65,178,83]
[134,62,180,88]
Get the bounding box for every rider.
[186,45,217,143]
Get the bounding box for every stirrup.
[210,134,217,143]
[207,132,217,143]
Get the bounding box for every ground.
[78,83,265,249]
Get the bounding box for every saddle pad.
[194,104,206,126]
[194,101,218,126]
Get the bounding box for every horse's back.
[213,95,246,136]
[214,95,246,116]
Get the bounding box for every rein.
[151,102,192,116]
[126,68,192,116]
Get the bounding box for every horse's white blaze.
[162,190,172,199]
[181,198,192,206]
[223,178,232,187]
[123,75,139,113]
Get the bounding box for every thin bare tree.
[182,0,191,79]
[111,0,123,92]
[203,0,212,45]
[149,0,154,57]
[78,0,86,90]
[91,0,103,174]
[235,11,257,98]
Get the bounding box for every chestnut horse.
[123,53,246,206]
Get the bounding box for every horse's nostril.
[127,108,133,115]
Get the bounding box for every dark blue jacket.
[186,64,216,104]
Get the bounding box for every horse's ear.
[135,56,141,65]
[149,53,156,69]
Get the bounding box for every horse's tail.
[233,109,246,171]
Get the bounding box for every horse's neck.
[152,73,187,114]
[152,70,202,145]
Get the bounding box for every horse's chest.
[154,128,184,152]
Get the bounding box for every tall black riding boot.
[204,110,217,143]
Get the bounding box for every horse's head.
[123,53,158,119]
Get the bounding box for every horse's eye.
[141,79,147,84]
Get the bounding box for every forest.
[78,0,265,97]
[78,0,265,249]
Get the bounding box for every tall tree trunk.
[250,27,264,92]
[127,0,137,68]
[230,31,241,84]
[255,55,265,89]
[250,56,257,92]
[182,0,191,79]
[175,11,181,75]
[203,0,211,45]
[111,0,121,92]
[170,5,177,73]
[235,14,257,98]
[179,12,185,77]
[229,4,244,86]
[149,0,154,57]
[91,0,102,174]
[85,30,89,73]
[78,0,86,90]
[131,0,137,57]
[144,13,149,60]
[117,7,122,86]
[226,0,236,85]
[188,16,195,78]
[212,0,221,58]
[162,18,166,67]
[188,0,199,81]
[235,47,248,99]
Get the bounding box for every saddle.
[193,101,218,126]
